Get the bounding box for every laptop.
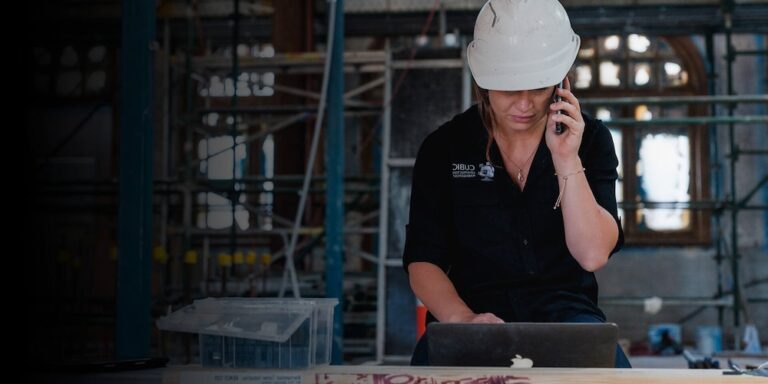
[427,322,618,368]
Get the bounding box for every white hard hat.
[467,0,581,91]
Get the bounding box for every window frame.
[576,35,711,245]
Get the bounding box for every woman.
[403,0,630,367]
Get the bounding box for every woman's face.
[488,86,554,132]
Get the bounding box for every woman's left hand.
[545,77,585,161]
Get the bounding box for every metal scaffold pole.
[375,39,393,364]
[117,0,155,359]
[724,5,743,348]
[326,0,346,364]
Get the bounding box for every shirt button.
[523,239,528,246]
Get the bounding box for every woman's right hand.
[448,312,504,323]
[408,262,505,324]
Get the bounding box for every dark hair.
[473,82,495,164]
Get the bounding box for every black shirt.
[403,104,623,323]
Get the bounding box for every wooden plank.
[163,365,766,384]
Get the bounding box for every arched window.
[575,35,709,245]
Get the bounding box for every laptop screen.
[427,322,618,368]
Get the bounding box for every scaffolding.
[589,18,767,350]
[28,0,767,365]
[372,27,767,365]
[165,16,393,357]
[164,32,766,365]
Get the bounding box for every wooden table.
[163,364,767,384]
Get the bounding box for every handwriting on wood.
[315,373,531,384]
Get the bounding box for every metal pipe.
[581,94,768,106]
[195,105,381,114]
[282,0,341,300]
[678,277,768,324]
[737,149,768,155]
[733,49,768,55]
[622,202,759,211]
[229,0,241,283]
[168,227,379,236]
[117,0,155,359]
[604,116,768,125]
[181,51,388,69]
[161,17,171,258]
[183,0,195,308]
[618,201,725,209]
[388,158,416,167]
[203,235,210,296]
[186,186,378,193]
[185,111,380,132]
[39,174,381,184]
[278,234,293,298]
[325,8,347,354]
[37,104,107,172]
[266,236,314,267]
[347,209,380,226]
[178,62,393,75]
[709,30,725,322]
[37,185,380,195]
[392,58,463,69]
[32,199,745,211]
[187,174,380,182]
[349,249,401,267]
[601,297,734,307]
[182,185,193,300]
[270,83,374,108]
[344,76,386,100]
[725,8,743,346]
[272,83,322,100]
[738,175,768,208]
[375,39,393,364]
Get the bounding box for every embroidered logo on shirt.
[452,162,495,181]
[452,163,476,178]
[478,162,495,181]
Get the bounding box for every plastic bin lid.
[156,298,317,342]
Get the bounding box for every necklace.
[500,145,538,184]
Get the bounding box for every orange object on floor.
[416,299,427,339]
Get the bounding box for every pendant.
[516,170,524,183]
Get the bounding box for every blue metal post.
[705,32,725,326]
[117,0,155,359]
[725,16,742,335]
[325,0,345,364]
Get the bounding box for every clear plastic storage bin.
[156,297,338,369]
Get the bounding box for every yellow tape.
[153,246,169,264]
[246,251,257,265]
[233,251,244,265]
[218,253,233,267]
[184,250,198,265]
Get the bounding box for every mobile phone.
[554,80,564,134]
